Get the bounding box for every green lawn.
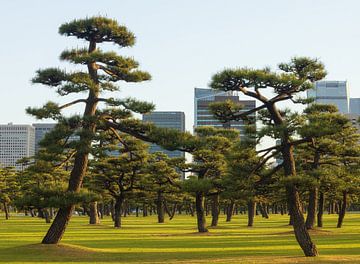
[0,213,360,263]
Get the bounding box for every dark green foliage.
[59,17,136,46]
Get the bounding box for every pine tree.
[209,57,327,256]
[0,167,19,220]
[90,134,149,228]
[27,17,153,244]
[143,152,182,223]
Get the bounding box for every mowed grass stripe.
[0,214,360,263]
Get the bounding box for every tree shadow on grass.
[0,243,359,263]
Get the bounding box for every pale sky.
[1,0,360,133]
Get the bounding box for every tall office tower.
[33,123,56,153]
[0,123,35,170]
[350,98,360,115]
[142,112,186,179]
[307,81,350,114]
[194,88,256,140]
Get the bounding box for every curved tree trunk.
[42,205,74,243]
[211,194,220,227]
[89,201,100,224]
[306,187,318,229]
[317,191,324,227]
[337,191,347,228]
[114,196,123,228]
[282,142,318,257]
[41,40,99,244]
[287,186,318,256]
[247,200,256,227]
[195,191,208,232]
[226,200,235,222]
[156,190,165,223]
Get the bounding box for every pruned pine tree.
[16,154,70,223]
[0,167,19,220]
[181,126,238,232]
[209,57,327,256]
[143,152,182,223]
[222,141,263,226]
[27,17,153,244]
[296,104,352,229]
[90,134,149,228]
[330,122,360,228]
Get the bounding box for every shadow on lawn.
[0,243,359,263]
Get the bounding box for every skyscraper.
[142,112,186,179]
[0,123,35,170]
[307,81,349,114]
[350,98,360,115]
[194,88,256,140]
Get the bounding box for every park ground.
[0,213,360,263]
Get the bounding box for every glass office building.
[350,98,360,115]
[194,88,256,140]
[307,81,349,114]
[142,111,186,179]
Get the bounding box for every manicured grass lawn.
[0,213,360,263]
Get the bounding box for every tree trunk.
[156,190,165,223]
[169,203,177,220]
[38,208,44,218]
[226,200,235,222]
[189,204,194,217]
[280,204,285,215]
[41,205,74,244]
[135,206,139,217]
[49,208,54,219]
[337,191,347,228]
[317,191,324,228]
[99,203,104,219]
[247,200,256,227]
[41,39,99,244]
[259,203,269,219]
[281,141,318,256]
[305,187,318,229]
[3,202,9,220]
[114,196,123,228]
[211,194,219,227]
[195,191,208,232]
[110,200,115,221]
[44,209,51,223]
[30,209,35,217]
[142,203,147,217]
[287,186,318,256]
[89,201,100,224]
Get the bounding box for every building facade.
[0,123,35,170]
[194,88,256,140]
[33,123,56,153]
[350,98,360,115]
[307,81,349,114]
[142,111,186,178]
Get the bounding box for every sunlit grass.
[0,213,360,263]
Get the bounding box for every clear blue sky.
[1,0,360,132]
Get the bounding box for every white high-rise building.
[0,123,35,170]
[307,81,349,114]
